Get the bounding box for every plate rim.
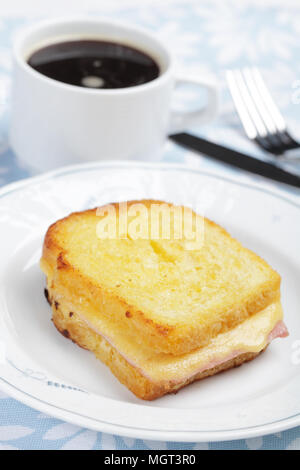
[0,159,299,442]
[1,159,299,209]
[1,374,300,442]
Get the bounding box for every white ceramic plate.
[0,161,299,442]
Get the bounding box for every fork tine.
[251,68,286,132]
[242,67,278,135]
[227,69,281,153]
[226,70,257,140]
[232,69,268,138]
[227,69,269,139]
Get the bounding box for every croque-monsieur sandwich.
[40,200,288,400]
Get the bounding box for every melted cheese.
[53,284,283,382]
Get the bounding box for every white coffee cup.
[10,18,218,172]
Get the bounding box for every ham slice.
[268,321,289,342]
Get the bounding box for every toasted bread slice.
[41,200,280,355]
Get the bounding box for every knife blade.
[169,132,300,189]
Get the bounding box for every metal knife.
[169,133,300,189]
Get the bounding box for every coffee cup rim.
[13,17,175,95]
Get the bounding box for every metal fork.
[226,67,300,156]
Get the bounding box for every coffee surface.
[28,40,160,89]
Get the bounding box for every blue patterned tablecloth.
[0,0,299,450]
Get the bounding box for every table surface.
[0,0,299,450]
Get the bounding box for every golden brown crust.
[51,299,265,400]
[41,201,281,356]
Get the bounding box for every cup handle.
[169,75,218,134]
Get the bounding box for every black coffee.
[27,40,160,89]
